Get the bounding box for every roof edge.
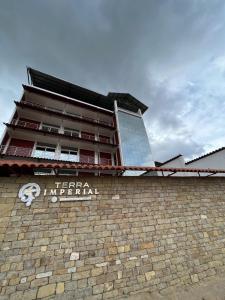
[186,147,225,165]
[157,154,183,167]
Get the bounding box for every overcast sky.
[1,0,225,162]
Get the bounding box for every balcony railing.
[81,133,95,141]
[99,136,111,144]
[99,158,112,165]
[80,155,95,164]
[21,100,114,127]
[1,145,33,157]
[1,145,113,165]
[12,119,39,130]
[11,119,114,145]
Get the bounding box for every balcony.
[0,145,33,157]
[99,158,112,165]
[99,136,110,144]
[9,119,116,146]
[0,145,113,165]
[19,100,114,128]
[13,119,39,130]
[81,132,95,141]
[80,155,95,164]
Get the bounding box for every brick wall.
[1,176,225,299]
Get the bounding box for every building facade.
[0,68,154,176]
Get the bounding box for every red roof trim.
[1,159,225,174]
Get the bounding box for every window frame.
[63,127,80,137]
[41,123,60,133]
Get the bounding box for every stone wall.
[1,176,225,300]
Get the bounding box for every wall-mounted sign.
[18,181,99,207]
[18,183,41,206]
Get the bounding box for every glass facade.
[117,109,154,174]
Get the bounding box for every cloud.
[1,0,225,161]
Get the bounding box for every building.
[144,147,225,176]
[0,68,154,176]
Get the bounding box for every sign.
[18,181,99,207]
[18,183,41,207]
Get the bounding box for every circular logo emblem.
[18,183,41,207]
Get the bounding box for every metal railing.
[99,136,111,144]
[11,119,39,130]
[1,145,113,165]
[80,155,95,164]
[1,145,33,157]
[11,118,113,145]
[21,100,114,127]
[99,158,112,165]
[81,133,96,141]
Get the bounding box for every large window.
[60,147,78,162]
[64,127,79,137]
[42,123,59,133]
[34,143,56,159]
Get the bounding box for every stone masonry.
[0,176,225,299]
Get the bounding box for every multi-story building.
[0,68,154,176]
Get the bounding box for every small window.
[42,123,59,133]
[34,168,54,175]
[58,169,77,176]
[64,128,79,137]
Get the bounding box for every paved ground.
[119,275,225,300]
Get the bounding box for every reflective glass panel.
[117,110,154,175]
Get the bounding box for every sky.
[1,0,225,162]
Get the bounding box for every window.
[58,169,77,176]
[34,143,56,159]
[60,147,78,162]
[34,168,54,175]
[42,123,59,133]
[64,127,79,137]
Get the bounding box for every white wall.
[157,155,186,176]
[186,149,225,176]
